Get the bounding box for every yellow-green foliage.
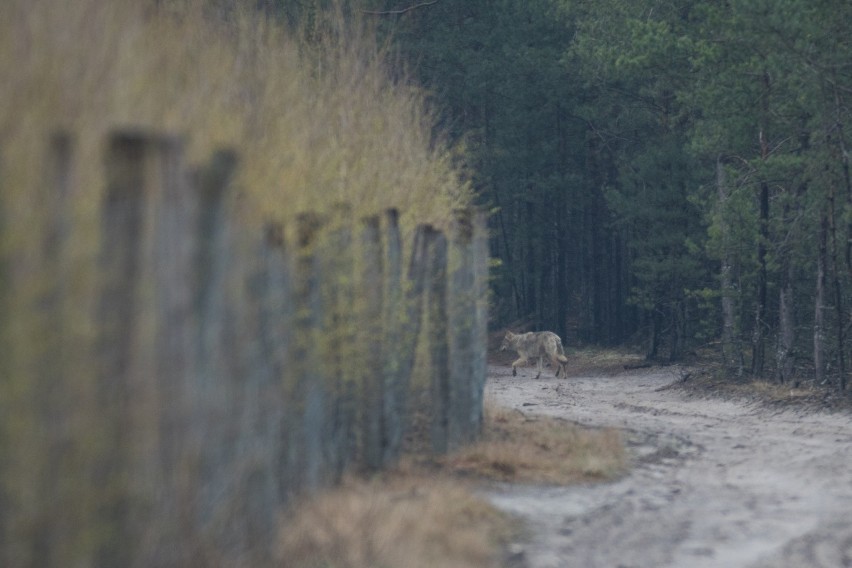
[0,0,470,223]
[0,0,470,565]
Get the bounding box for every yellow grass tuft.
[442,403,627,484]
[564,347,646,376]
[276,475,518,568]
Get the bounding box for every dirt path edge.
[483,365,852,568]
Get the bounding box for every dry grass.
[563,347,646,377]
[277,401,626,568]
[746,380,812,399]
[276,475,519,568]
[673,365,852,410]
[0,0,470,237]
[440,402,626,485]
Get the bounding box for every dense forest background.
[266,1,848,387]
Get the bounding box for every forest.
[327,0,852,387]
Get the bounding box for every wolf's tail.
[556,340,569,365]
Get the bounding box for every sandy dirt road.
[484,365,852,568]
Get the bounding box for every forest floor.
[484,361,852,568]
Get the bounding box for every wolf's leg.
[550,340,568,378]
[534,356,543,379]
[512,357,527,377]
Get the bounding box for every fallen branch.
[360,0,439,16]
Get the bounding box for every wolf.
[500,330,569,379]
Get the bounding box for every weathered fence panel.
[0,130,490,567]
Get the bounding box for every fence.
[0,131,489,567]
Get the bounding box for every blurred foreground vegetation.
[0,1,475,565]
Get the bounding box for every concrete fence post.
[380,209,403,465]
[471,209,490,433]
[259,223,296,509]
[31,133,77,567]
[0,145,8,566]
[357,215,384,470]
[96,131,181,567]
[448,208,476,448]
[190,148,239,554]
[291,213,327,492]
[323,204,356,478]
[424,227,450,454]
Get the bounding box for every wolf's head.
[499,331,516,352]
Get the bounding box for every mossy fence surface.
[0,131,488,567]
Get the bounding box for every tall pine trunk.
[775,185,799,383]
[828,182,847,390]
[831,82,852,282]
[776,260,795,383]
[814,213,828,384]
[751,178,769,377]
[717,159,744,377]
[752,73,771,378]
[830,84,850,390]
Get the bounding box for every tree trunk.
[716,159,744,377]
[831,82,852,281]
[670,299,684,362]
[775,182,800,384]
[828,183,847,390]
[776,260,795,383]
[814,214,828,384]
[751,178,769,377]
[648,306,661,360]
[752,73,771,378]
